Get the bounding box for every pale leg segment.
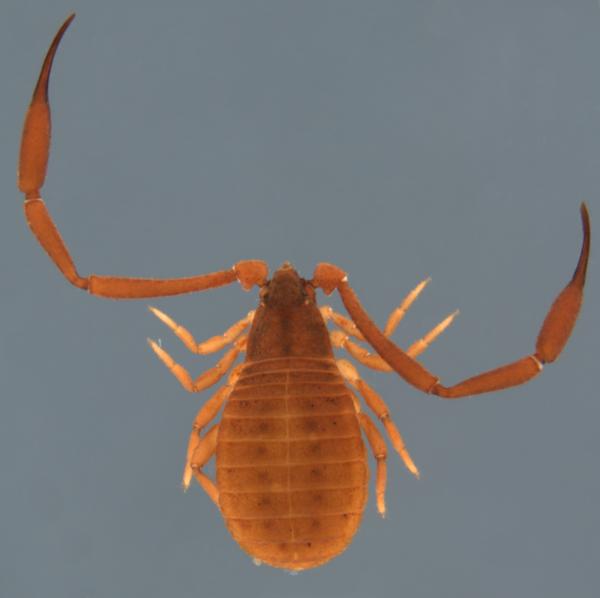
[182,365,243,490]
[330,311,458,371]
[147,334,246,392]
[324,277,457,371]
[357,411,388,517]
[321,277,431,343]
[338,359,420,479]
[384,277,431,336]
[148,307,254,354]
[344,384,388,516]
[190,424,220,507]
[320,306,365,341]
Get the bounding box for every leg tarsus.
[407,310,459,358]
[182,386,230,488]
[338,358,419,478]
[149,307,254,354]
[314,261,439,392]
[341,375,388,516]
[356,377,420,478]
[189,424,220,507]
[320,305,365,341]
[147,335,244,392]
[331,331,392,372]
[330,308,457,372]
[384,277,431,336]
[357,412,388,517]
[194,470,219,507]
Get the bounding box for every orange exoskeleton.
[18,15,591,571]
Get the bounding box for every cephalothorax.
[18,15,590,571]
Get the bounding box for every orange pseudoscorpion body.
[18,15,590,571]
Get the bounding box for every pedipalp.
[313,203,590,399]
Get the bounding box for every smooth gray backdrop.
[1,2,598,597]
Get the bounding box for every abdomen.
[216,356,368,570]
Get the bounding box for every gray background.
[1,1,599,597]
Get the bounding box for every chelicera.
[18,15,590,571]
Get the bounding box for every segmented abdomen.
[216,356,368,571]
